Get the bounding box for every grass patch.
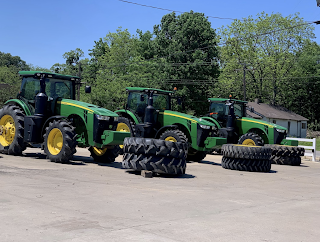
[299,138,320,151]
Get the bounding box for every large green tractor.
[0,71,130,162]
[115,87,226,162]
[200,97,298,147]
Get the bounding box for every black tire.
[43,120,77,163]
[221,156,271,172]
[89,145,120,163]
[0,105,26,155]
[159,129,188,143]
[122,153,186,175]
[265,144,304,157]
[222,144,271,160]
[238,132,264,146]
[270,155,301,166]
[186,148,207,162]
[123,137,187,159]
[117,116,136,155]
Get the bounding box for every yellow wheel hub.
[47,128,63,155]
[165,136,177,142]
[116,122,131,149]
[92,147,107,156]
[241,139,256,146]
[0,115,16,146]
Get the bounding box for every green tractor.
[0,71,130,162]
[115,87,226,162]
[200,97,298,148]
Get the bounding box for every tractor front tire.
[0,105,26,155]
[238,132,264,146]
[43,120,77,163]
[186,148,207,162]
[89,146,121,163]
[159,129,188,143]
[117,117,136,155]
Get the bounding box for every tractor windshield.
[20,77,74,100]
[127,92,170,120]
[209,101,245,124]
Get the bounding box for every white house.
[246,99,308,138]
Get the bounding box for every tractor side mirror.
[140,94,145,102]
[85,86,91,94]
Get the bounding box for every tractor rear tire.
[117,116,136,155]
[0,105,26,155]
[123,137,187,159]
[122,153,186,175]
[43,120,77,163]
[221,156,271,172]
[222,144,271,160]
[89,145,121,163]
[265,144,304,157]
[238,132,264,146]
[270,155,301,166]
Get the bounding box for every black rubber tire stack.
[221,144,272,172]
[265,145,305,166]
[122,137,188,175]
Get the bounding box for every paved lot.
[0,148,320,242]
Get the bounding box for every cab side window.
[20,78,40,100]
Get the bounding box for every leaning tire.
[43,120,77,163]
[238,132,264,146]
[0,105,26,155]
[265,144,304,157]
[89,145,120,163]
[270,155,301,166]
[221,156,271,172]
[122,153,186,175]
[222,144,271,160]
[123,137,187,159]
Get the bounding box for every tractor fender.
[115,109,139,124]
[4,99,32,116]
[200,116,221,129]
[154,125,178,139]
[41,115,67,137]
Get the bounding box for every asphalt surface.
[1,148,320,242]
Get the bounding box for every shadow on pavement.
[197,160,222,166]
[126,170,196,179]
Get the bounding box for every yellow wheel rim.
[241,139,256,146]
[116,122,131,149]
[92,147,107,156]
[47,128,63,155]
[0,115,16,146]
[165,136,177,142]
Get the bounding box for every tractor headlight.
[95,114,110,121]
[276,128,286,133]
[200,124,211,130]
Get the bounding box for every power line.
[118,0,237,20]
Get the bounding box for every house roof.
[247,101,308,121]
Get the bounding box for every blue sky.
[1,0,319,69]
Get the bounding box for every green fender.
[4,99,32,116]
[200,116,221,129]
[115,109,139,124]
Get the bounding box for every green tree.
[153,11,220,115]
[0,51,30,71]
[218,12,315,105]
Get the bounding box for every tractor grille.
[274,129,286,144]
[93,116,118,144]
[197,124,211,147]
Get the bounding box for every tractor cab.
[125,87,173,123]
[208,98,247,128]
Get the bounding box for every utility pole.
[77,62,81,101]
[234,62,253,101]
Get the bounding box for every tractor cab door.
[127,92,148,122]
[209,102,228,127]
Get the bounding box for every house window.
[302,123,306,129]
[273,120,276,124]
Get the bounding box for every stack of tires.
[265,145,305,166]
[221,144,272,172]
[122,137,188,175]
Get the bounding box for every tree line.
[1,11,320,130]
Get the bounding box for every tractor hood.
[59,99,118,117]
[240,117,287,130]
[162,110,215,126]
